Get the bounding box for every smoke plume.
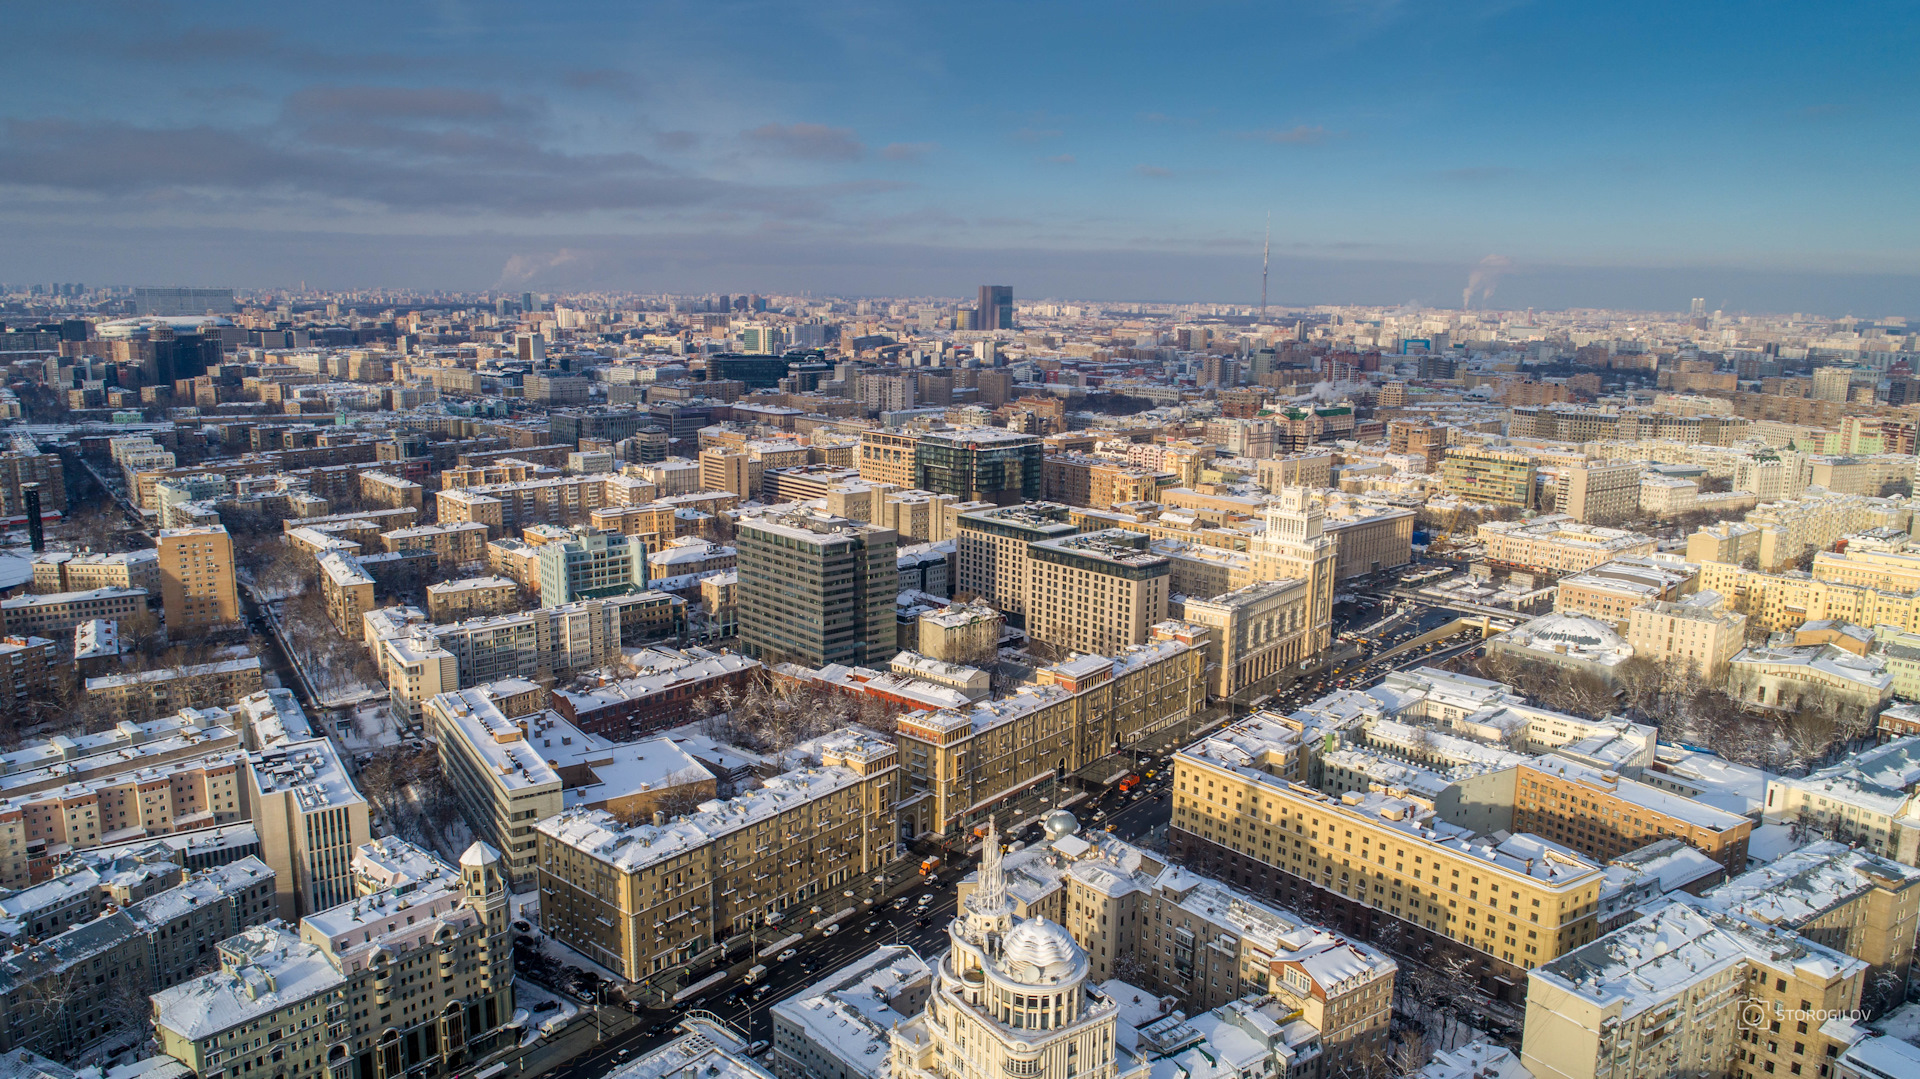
[1461,254,1513,309]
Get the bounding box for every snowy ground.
[1874,1001,1920,1046]
[513,979,583,1045]
[336,700,404,753]
[514,892,634,987]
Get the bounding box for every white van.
[744,964,768,984]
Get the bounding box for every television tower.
[1259,213,1270,321]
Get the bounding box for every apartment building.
[698,446,761,501]
[1171,719,1607,998]
[954,502,1082,622]
[85,656,265,721]
[537,526,650,605]
[1254,452,1335,492]
[548,645,760,739]
[894,624,1206,836]
[1762,739,1920,863]
[1512,757,1752,872]
[736,511,898,668]
[1697,840,1920,1010]
[1441,446,1538,508]
[424,575,521,622]
[429,685,717,885]
[1174,578,1315,701]
[157,525,240,630]
[2,586,146,637]
[1553,554,1699,629]
[1324,500,1416,580]
[378,521,490,569]
[246,738,371,918]
[1557,461,1641,524]
[970,827,1397,1066]
[155,841,514,1079]
[0,438,66,517]
[357,470,423,511]
[1025,529,1170,656]
[0,635,58,713]
[31,549,160,594]
[535,728,899,983]
[316,551,376,637]
[1626,592,1747,679]
[436,471,657,537]
[1476,516,1658,575]
[1521,900,1867,1079]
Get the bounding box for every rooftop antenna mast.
[1259,212,1271,321]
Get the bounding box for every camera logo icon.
[1741,999,1770,1029]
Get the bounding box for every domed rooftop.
[1001,918,1083,980]
[1042,809,1080,840]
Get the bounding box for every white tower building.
[890,822,1145,1079]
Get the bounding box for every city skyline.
[2,2,1917,313]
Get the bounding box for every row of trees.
[689,676,903,757]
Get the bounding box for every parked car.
[745,1041,770,1057]
[532,1000,559,1013]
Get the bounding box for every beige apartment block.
[1476,516,1657,575]
[966,827,1397,1066]
[699,447,761,501]
[1512,757,1753,872]
[895,624,1206,836]
[379,521,490,569]
[858,429,921,488]
[1558,460,1642,523]
[1698,839,1920,1010]
[31,549,160,595]
[915,602,1001,665]
[85,657,264,722]
[1324,500,1416,580]
[954,502,1081,619]
[1,586,147,637]
[426,575,522,622]
[1171,718,1607,998]
[247,738,370,919]
[158,525,240,630]
[1024,529,1170,656]
[357,470,424,511]
[316,551,376,637]
[1552,554,1699,629]
[535,728,899,983]
[1627,593,1746,679]
[1174,578,1315,701]
[383,632,460,722]
[1521,900,1867,1079]
[1254,452,1334,492]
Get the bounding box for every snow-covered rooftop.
[770,946,930,1079]
[150,923,347,1040]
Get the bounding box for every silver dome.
[1042,809,1080,840]
[1001,918,1082,975]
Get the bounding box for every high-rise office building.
[976,285,1013,330]
[736,511,898,667]
[915,428,1042,505]
[536,526,650,605]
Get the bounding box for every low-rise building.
[378,521,490,569]
[1484,612,1633,685]
[85,657,265,722]
[1476,516,1657,575]
[31,549,160,595]
[1727,641,1893,723]
[549,646,760,740]
[770,947,932,1079]
[1762,738,1920,863]
[2,587,147,638]
[424,575,521,622]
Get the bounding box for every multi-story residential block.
[548,645,759,740]
[423,576,521,623]
[1323,498,1416,580]
[378,521,490,569]
[155,840,514,1079]
[0,635,58,714]
[1171,719,1608,998]
[1762,738,1920,863]
[965,826,1398,1067]
[316,551,376,637]
[536,728,899,985]
[1696,839,1920,1009]
[1557,460,1642,524]
[357,470,423,512]
[1513,757,1752,871]
[157,525,240,631]
[736,511,897,668]
[246,738,370,918]
[1521,899,1867,1079]
[1625,592,1747,679]
[85,656,264,721]
[31,549,160,595]
[895,624,1206,836]
[1552,554,1699,629]
[1024,529,1170,656]
[436,472,657,537]
[1174,578,1315,701]
[954,503,1081,623]
[1476,516,1658,575]
[0,438,66,517]
[430,684,717,886]
[2,586,146,637]
[1441,446,1538,508]
[857,430,921,489]
[537,526,650,605]
[698,446,761,501]
[914,602,1000,665]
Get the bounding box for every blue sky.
[2,1,1916,312]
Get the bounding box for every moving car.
[776,948,798,962]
